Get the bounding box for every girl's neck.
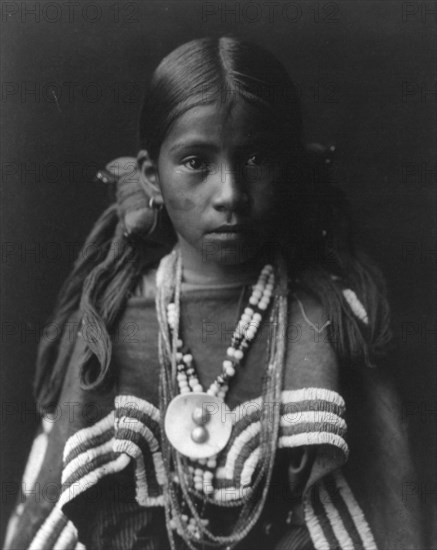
[177,239,270,287]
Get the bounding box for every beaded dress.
[4,264,421,550]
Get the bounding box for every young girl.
[5,36,421,550]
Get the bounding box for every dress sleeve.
[278,292,348,483]
[281,292,423,548]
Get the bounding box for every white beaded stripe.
[134,454,148,504]
[59,454,131,507]
[304,496,332,550]
[113,429,165,486]
[151,450,166,486]
[279,432,349,458]
[319,482,355,549]
[115,395,160,421]
[304,471,378,550]
[114,415,161,455]
[332,470,378,549]
[281,388,346,410]
[113,438,141,460]
[280,411,346,431]
[63,411,115,461]
[240,447,261,487]
[134,454,165,507]
[115,416,160,454]
[215,421,260,480]
[62,439,114,482]
[53,520,78,550]
[28,504,66,550]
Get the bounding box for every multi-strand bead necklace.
[165,264,275,497]
[157,249,288,549]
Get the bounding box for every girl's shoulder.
[284,284,339,392]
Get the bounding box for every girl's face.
[155,100,289,269]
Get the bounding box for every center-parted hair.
[34,36,391,413]
[139,36,302,160]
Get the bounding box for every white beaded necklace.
[166,263,275,401]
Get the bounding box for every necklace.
[168,263,274,398]
[156,249,289,549]
[164,261,275,463]
[164,258,275,504]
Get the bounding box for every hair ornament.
[342,288,369,325]
[95,155,158,239]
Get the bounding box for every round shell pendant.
[164,393,233,459]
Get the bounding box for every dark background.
[1,0,436,546]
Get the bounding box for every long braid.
[77,221,144,389]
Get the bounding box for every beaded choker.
[156,249,289,549]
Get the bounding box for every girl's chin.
[200,237,268,266]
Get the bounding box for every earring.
[149,197,163,211]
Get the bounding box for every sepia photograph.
[1,1,436,549]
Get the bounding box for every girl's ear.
[137,149,164,206]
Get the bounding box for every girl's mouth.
[206,225,251,242]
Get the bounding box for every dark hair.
[139,36,302,160]
[34,36,391,412]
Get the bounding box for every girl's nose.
[212,163,249,213]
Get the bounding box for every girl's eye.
[183,157,207,171]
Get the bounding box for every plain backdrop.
[1,0,436,545]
